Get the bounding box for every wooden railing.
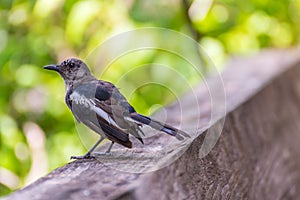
[5,48,300,200]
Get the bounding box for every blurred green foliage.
[0,0,299,196]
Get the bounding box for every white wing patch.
[70,91,118,127]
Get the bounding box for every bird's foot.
[70,153,95,160]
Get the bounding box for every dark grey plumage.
[44,58,189,159]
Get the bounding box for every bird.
[44,58,189,159]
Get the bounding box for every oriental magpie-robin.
[44,58,189,159]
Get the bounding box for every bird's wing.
[93,81,145,142]
[93,81,136,125]
[86,80,188,142]
[67,84,132,148]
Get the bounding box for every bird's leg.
[106,142,114,154]
[70,136,104,159]
[93,141,114,156]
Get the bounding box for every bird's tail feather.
[130,113,189,140]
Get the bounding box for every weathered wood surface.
[5,48,300,200]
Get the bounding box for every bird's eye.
[69,63,74,68]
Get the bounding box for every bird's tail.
[129,113,189,140]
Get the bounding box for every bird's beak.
[43,64,59,72]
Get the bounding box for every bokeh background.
[1,0,300,196]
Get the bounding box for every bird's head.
[44,58,93,87]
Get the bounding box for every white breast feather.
[70,92,119,127]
